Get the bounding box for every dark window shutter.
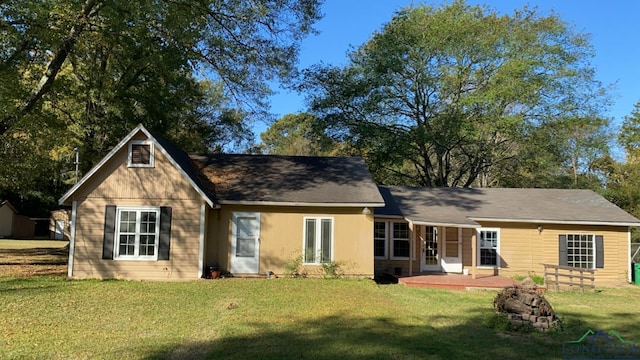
[558,235,567,266]
[103,205,116,260]
[595,235,604,268]
[158,206,172,260]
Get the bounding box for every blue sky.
[263,0,640,138]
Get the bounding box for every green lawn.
[1,274,639,360]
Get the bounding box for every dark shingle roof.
[189,154,385,206]
[377,186,640,227]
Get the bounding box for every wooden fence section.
[541,263,595,292]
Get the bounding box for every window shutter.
[558,235,567,266]
[158,206,172,260]
[102,205,116,260]
[595,235,604,268]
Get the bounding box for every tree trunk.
[0,0,101,136]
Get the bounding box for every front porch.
[397,273,520,290]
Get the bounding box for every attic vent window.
[128,141,154,167]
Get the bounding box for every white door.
[441,227,463,273]
[54,220,65,240]
[421,226,441,271]
[230,212,260,274]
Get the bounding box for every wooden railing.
[541,263,595,292]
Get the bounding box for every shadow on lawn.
[141,309,567,360]
[136,297,640,360]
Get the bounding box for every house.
[58,124,385,280]
[374,186,640,285]
[0,200,36,239]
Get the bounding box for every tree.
[605,101,640,233]
[301,1,609,187]
[259,113,339,156]
[0,0,322,135]
[0,0,321,213]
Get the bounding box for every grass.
[0,240,68,278]
[1,241,640,359]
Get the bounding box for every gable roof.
[0,200,17,214]
[58,124,215,207]
[189,154,385,207]
[377,186,640,227]
[58,124,384,208]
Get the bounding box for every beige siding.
[69,137,204,280]
[461,221,631,285]
[372,219,631,285]
[206,206,374,277]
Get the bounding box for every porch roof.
[376,186,640,227]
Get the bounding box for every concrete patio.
[397,273,521,290]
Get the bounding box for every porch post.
[408,221,414,276]
[471,228,477,279]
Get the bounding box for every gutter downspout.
[198,203,206,278]
[408,221,414,276]
[67,201,77,278]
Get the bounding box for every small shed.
[0,200,35,239]
[0,200,16,238]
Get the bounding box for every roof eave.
[58,124,216,208]
[217,200,386,208]
[469,217,640,227]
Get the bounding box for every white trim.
[476,227,501,269]
[469,217,640,227]
[302,216,335,264]
[230,212,261,274]
[374,220,388,259]
[58,124,215,208]
[564,233,596,269]
[113,206,160,261]
[219,200,385,208]
[128,140,154,167]
[198,203,205,278]
[390,221,412,260]
[67,201,77,278]
[407,219,481,228]
[628,230,632,283]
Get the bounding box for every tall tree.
[259,113,339,156]
[0,0,321,212]
[0,0,322,135]
[301,1,609,187]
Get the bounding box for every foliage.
[0,0,322,213]
[301,0,611,188]
[283,254,307,278]
[259,113,342,156]
[320,261,344,279]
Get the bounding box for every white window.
[374,221,387,259]
[304,217,333,264]
[566,234,594,269]
[115,207,160,260]
[128,140,154,167]
[391,222,410,259]
[478,228,500,267]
